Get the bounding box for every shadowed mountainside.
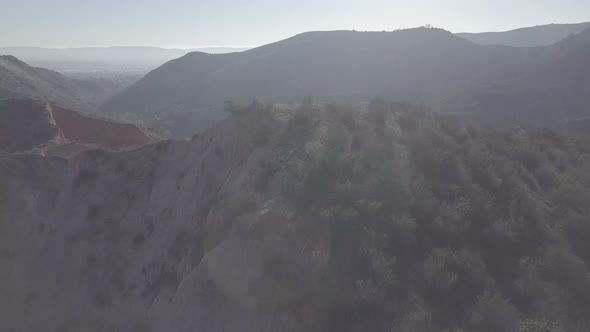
[457,21,590,47]
[102,27,553,137]
[446,27,590,127]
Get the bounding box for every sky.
[1,0,589,48]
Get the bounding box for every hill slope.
[101,28,547,137]
[2,103,590,331]
[0,55,88,109]
[447,27,590,126]
[457,21,590,47]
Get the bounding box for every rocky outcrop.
[0,107,326,331]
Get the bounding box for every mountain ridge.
[102,27,552,137]
[446,26,590,126]
[0,55,89,109]
[458,21,590,47]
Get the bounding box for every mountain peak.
[282,27,461,44]
[0,54,28,66]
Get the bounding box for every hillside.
[2,102,590,331]
[446,27,590,126]
[101,28,548,137]
[457,21,590,47]
[0,98,154,157]
[0,55,89,109]
[0,55,134,110]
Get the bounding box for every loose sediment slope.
[0,98,154,157]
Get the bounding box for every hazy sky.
[1,0,589,48]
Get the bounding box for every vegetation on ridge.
[4,100,590,331]
[231,100,590,331]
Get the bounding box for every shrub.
[471,291,520,332]
[73,169,99,187]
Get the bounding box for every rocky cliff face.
[0,106,327,331]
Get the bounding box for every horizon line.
[1,20,588,49]
[0,45,256,50]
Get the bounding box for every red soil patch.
[51,106,153,150]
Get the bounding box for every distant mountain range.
[0,55,88,109]
[3,23,590,138]
[458,21,590,47]
[0,46,250,73]
[100,24,590,137]
[4,22,589,74]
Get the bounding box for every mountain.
[0,47,249,106]
[0,55,87,109]
[447,27,590,127]
[457,21,590,47]
[0,55,136,109]
[193,47,251,54]
[0,46,250,74]
[3,102,590,331]
[0,98,155,157]
[102,27,549,137]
